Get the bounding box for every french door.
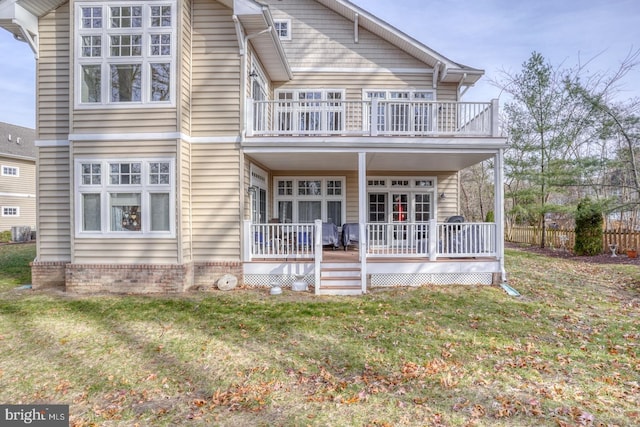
[368,191,433,248]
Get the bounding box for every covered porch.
[241,145,506,295]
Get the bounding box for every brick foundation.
[66,263,194,294]
[193,261,244,290]
[31,260,244,294]
[30,261,67,289]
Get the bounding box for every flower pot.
[626,250,637,259]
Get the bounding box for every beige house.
[0,0,506,294]
[0,122,36,234]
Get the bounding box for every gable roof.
[0,122,36,160]
[314,0,482,85]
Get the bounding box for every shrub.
[485,211,495,223]
[0,231,11,243]
[574,198,603,256]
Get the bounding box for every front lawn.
[0,244,638,426]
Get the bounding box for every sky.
[0,0,639,129]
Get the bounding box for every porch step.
[319,263,363,295]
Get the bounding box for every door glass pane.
[278,201,293,223]
[259,189,267,223]
[298,201,321,223]
[150,193,170,231]
[392,193,408,222]
[415,193,432,222]
[327,201,342,226]
[368,193,386,222]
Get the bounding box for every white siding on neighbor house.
[263,0,428,70]
[191,0,241,136]
[37,147,71,262]
[0,157,36,231]
[38,3,70,141]
[191,144,242,261]
[71,140,180,264]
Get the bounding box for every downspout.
[232,15,271,143]
[457,73,469,99]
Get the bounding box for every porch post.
[243,220,252,262]
[358,152,367,294]
[429,218,438,261]
[494,149,506,281]
[314,219,322,295]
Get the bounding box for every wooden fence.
[507,226,640,254]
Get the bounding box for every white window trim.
[1,165,19,177]
[273,176,346,225]
[362,89,437,100]
[274,19,291,41]
[75,1,177,109]
[366,176,438,222]
[74,158,176,238]
[2,206,20,217]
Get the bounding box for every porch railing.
[249,99,499,137]
[245,220,497,260]
[249,222,317,259]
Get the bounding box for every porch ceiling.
[245,150,494,172]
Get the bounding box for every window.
[275,89,345,134]
[2,207,19,217]
[364,90,435,133]
[76,2,175,107]
[75,159,175,237]
[274,19,291,40]
[274,177,345,225]
[1,166,19,177]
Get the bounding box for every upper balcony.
[247,99,500,138]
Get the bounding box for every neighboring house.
[0,0,507,295]
[0,121,36,233]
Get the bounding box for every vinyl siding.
[191,0,241,136]
[0,157,36,194]
[71,140,179,264]
[191,144,242,261]
[179,139,192,263]
[37,3,70,141]
[275,72,459,102]
[179,0,193,135]
[263,0,427,70]
[0,196,36,232]
[37,147,71,262]
[72,110,178,134]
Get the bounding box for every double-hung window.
[76,159,175,237]
[76,2,175,107]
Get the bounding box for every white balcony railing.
[245,221,497,260]
[249,99,499,137]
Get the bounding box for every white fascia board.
[233,0,263,16]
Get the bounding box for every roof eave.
[234,0,292,81]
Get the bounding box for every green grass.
[0,244,639,426]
